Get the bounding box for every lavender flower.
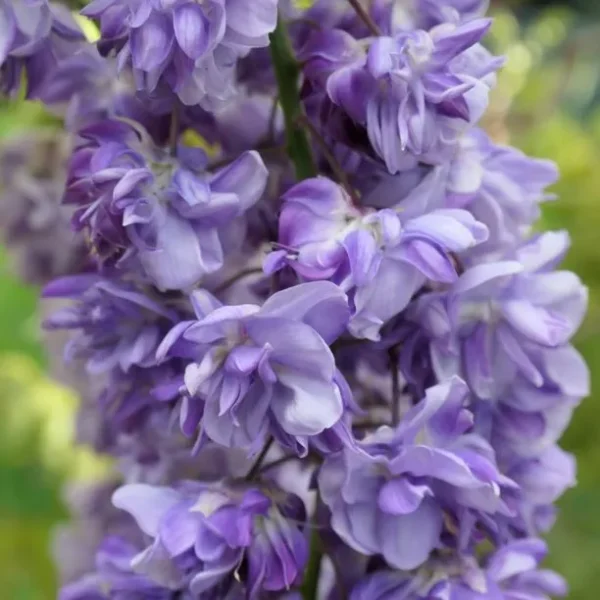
[350,538,566,599]
[505,444,576,535]
[0,1,84,98]
[266,177,488,340]
[447,130,559,257]
[304,18,502,173]
[82,0,279,109]
[64,119,267,290]
[319,377,516,570]
[42,274,180,373]
[59,535,194,600]
[158,281,351,455]
[410,233,587,401]
[110,481,307,597]
[418,0,491,29]
[37,45,172,133]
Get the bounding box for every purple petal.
[272,370,343,436]
[173,3,210,60]
[112,484,182,537]
[502,300,572,347]
[158,501,201,556]
[379,498,442,570]
[259,281,350,344]
[130,13,174,71]
[378,478,430,515]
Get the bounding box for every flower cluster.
[0,0,588,598]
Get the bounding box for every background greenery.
[1,2,600,598]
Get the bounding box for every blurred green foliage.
[2,3,600,599]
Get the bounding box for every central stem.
[269,17,316,181]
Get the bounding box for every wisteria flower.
[42,274,178,374]
[305,18,502,173]
[410,233,587,400]
[59,535,192,600]
[64,119,268,290]
[157,281,351,455]
[0,0,84,98]
[37,45,170,133]
[82,0,279,108]
[110,481,307,597]
[266,177,488,340]
[505,444,576,535]
[350,538,566,599]
[319,377,517,570]
[447,130,559,257]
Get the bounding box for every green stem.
[270,17,320,598]
[269,17,316,181]
[300,528,323,600]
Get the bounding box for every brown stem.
[245,436,274,480]
[259,454,299,473]
[347,0,381,36]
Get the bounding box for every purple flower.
[53,480,141,587]
[489,345,588,457]
[110,481,307,597]
[0,132,87,284]
[64,119,267,290]
[157,281,351,455]
[505,444,576,535]
[411,233,587,401]
[266,177,488,340]
[42,274,178,374]
[0,1,84,98]
[59,535,192,600]
[82,0,279,109]
[37,45,171,133]
[350,538,566,599]
[319,377,516,570]
[447,130,559,257]
[306,19,501,173]
[418,0,491,29]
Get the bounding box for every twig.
[259,454,299,473]
[297,114,361,207]
[245,437,275,480]
[347,0,381,36]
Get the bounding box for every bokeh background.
[1,1,600,597]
